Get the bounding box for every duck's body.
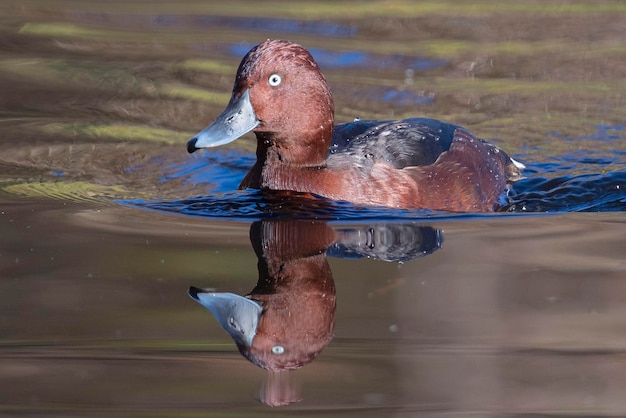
[187,40,523,212]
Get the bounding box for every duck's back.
[330,118,458,169]
[331,117,521,182]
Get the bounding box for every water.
[1,1,626,416]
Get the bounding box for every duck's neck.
[240,129,333,190]
[263,123,333,165]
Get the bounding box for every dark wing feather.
[330,118,459,169]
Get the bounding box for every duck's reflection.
[190,220,337,371]
[189,220,442,406]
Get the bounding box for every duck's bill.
[187,89,259,153]
[188,286,262,347]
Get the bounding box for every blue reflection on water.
[197,16,357,37]
[68,12,357,37]
[563,124,626,142]
[228,43,447,71]
[507,124,626,212]
[160,149,254,194]
[380,90,434,106]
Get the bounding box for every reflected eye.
[268,73,282,87]
[271,345,285,355]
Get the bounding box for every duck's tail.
[505,156,525,182]
[481,140,525,183]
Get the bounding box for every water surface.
[1,0,625,416]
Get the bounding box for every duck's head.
[188,39,335,166]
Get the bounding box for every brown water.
[1,1,626,416]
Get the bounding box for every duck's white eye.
[271,345,285,355]
[268,73,282,87]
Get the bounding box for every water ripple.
[122,191,434,222]
[507,171,625,212]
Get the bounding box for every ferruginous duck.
[187,39,524,212]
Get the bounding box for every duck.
[187,39,524,212]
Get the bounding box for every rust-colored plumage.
[241,220,337,371]
[188,39,523,212]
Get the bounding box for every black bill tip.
[188,286,204,300]
[187,137,199,154]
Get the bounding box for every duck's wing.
[331,118,458,169]
[332,117,523,183]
